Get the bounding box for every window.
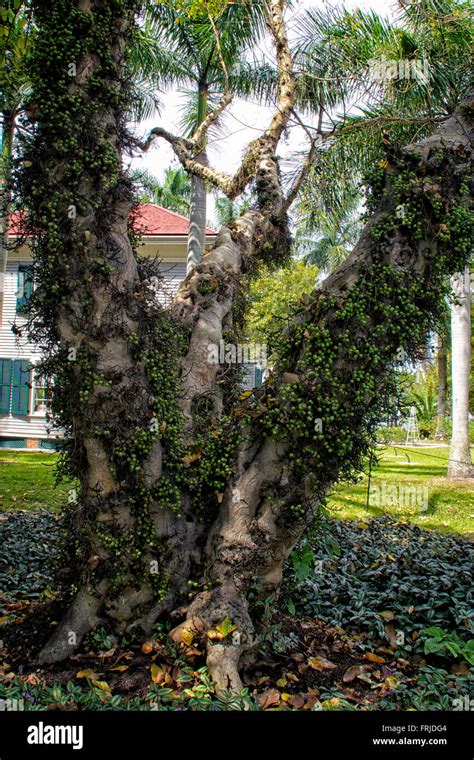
[0,359,12,414]
[31,369,53,415]
[0,359,31,415]
[16,265,34,313]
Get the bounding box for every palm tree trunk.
[186,82,208,276]
[448,267,473,478]
[435,331,447,438]
[0,110,15,329]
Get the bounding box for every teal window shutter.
[0,359,12,414]
[255,366,264,387]
[12,360,31,415]
[16,265,34,312]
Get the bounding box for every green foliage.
[131,166,191,214]
[245,259,320,351]
[0,509,60,602]
[283,516,473,648]
[419,627,474,665]
[0,666,258,711]
[327,445,473,535]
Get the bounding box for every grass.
[0,446,472,535]
[327,445,474,536]
[0,451,70,512]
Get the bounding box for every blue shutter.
[12,360,30,415]
[0,359,12,414]
[255,367,264,387]
[16,265,34,312]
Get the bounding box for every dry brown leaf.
[308,656,336,671]
[256,688,280,709]
[342,665,368,683]
[141,639,160,655]
[364,652,386,664]
[288,694,305,709]
[384,624,399,649]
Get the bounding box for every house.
[0,203,217,450]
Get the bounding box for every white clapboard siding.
[0,259,187,442]
[0,260,51,439]
[0,260,42,360]
[156,262,187,305]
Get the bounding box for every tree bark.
[448,266,473,477]
[0,110,15,329]
[186,82,208,276]
[16,0,473,692]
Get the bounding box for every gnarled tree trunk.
[15,0,473,692]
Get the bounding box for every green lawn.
[327,446,473,536]
[0,446,472,535]
[0,451,70,511]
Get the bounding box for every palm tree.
[131,167,191,215]
[143,1,267,275]
[294,0,473,224]
[214,192,252,228]
[295,0,472,468]
[296,198,362,273]
[434,325,449,438]
[448,267,473,478]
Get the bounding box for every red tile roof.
[8,203,216,238]
[134,203,216,237]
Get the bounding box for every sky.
[128,0,398,225]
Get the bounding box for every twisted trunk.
[17,0,473,692]
[0,110,14,329]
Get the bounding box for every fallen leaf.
[384,624,399,649]
[109,665,128,672]
[91,679,111,692]
[141,639,160,654]
[288,694,305,709]
[343,665,368,683]
[364,652,386,664]
[181,628,194,647]
[76,669,100,679]
[215,616,237,639]
[256,688,280,709]
[308,656,336,671]
[150,663,173,685]
[321,697,340,709]
[276,677,287,688]
[380,611,395,621]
